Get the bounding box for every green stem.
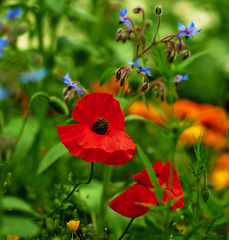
[119,218,135,240]
[98,165,113,233]
[9,92,49,161]
[46,162,94,218]
[196,177,200,237]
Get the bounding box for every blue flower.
[7,7,22,20]
[119,7,131,30]
[20,67,49,83]
[174,74,189,83]
[177,22,201,38]
[0,38,7,58]
[0,85,10,101]
[62,73,83,94]
[128,58,153,77]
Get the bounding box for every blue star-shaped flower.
[20,67,49,83]
[177,22,201,38]
[128,58,153,77]
[119,7,131,30]
[0,85,10,101]
[62,73,83,94]
[174,74,189,83]
[7,7,22,20]
[0,38,7,58]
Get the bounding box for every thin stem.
[46,162,94,217]
[119,218,135,240]
[98,165,113,233]
[8,92,49,161]
[136,15,161,59]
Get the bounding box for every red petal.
[108,183,158,218]
[162,188,184,209]
[134,160,163,187]
[71,93,125,131]
[57,124,136,165]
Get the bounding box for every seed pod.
[201,186,211,202]
[48,96,69,115]
[155,6,162,15]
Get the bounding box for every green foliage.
[37,142,68,174]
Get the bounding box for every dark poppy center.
[92,117,109,135]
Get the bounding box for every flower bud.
[201,186,211,202]
[141,83,149,91]
[165,90,178,105]
[48,96,69,115]
[67,220,80,231]
[133,7,141,13]
[115,69,122,82]
[183,53,190,60]
[155,6,162,16]
[144,20,152,28]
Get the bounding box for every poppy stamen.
[92,118,109,135]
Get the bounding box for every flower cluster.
[108,161,184,218]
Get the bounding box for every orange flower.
[127,101,167,125]
[67,220,80,231]
[91,75,130,95]
[210,154,229,189]
[7,236,19,240]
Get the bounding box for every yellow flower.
[7,236,19,240]
[67,220,80,231]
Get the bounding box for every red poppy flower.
[57,93,136,165]
[108,160,184,218]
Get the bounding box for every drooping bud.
[183,53,190,60]
[155,6,162,16]
[48,96,69,115]
[133,7,141,13]
[141,83,149,91]
[144,20,152,28]
[115,69,122,82]
[201,186,211,202]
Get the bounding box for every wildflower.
[57,93,136,165]
[7,7,22,20]
[174,74,189,83]
[120,8,131,30]
[0,38,7,58]
[7,236,19,240]
[108,160,184,218]
[177,22,201,38]
[62,73,83,94]
[0,85,10,101]
[128,58,153,77]
[67,220,80,231]
[19,67,49,83]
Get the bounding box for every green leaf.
[68,9,97,22]
[114,96,128,111]
[226,128,229,143]
[100,67,116,86]
[125,115,168,135]
[173,50,209,74]
[37,142,68,174]
[1,215,40,238]
[11,118,40,163]
[2,196,39,216]
[45,0,65,14]
[136,145,163,203]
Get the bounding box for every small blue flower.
[174,74,189,83]
[7,7,22,20]
[119,7,131,30]
[128,58,153,77]
[0,38,8,58]
[20,67,49,83]
[62,73,83,94]
[177,22,201,38]
[0,85,10,101]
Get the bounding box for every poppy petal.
[108,183,158,218]
[71,93,125,131]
